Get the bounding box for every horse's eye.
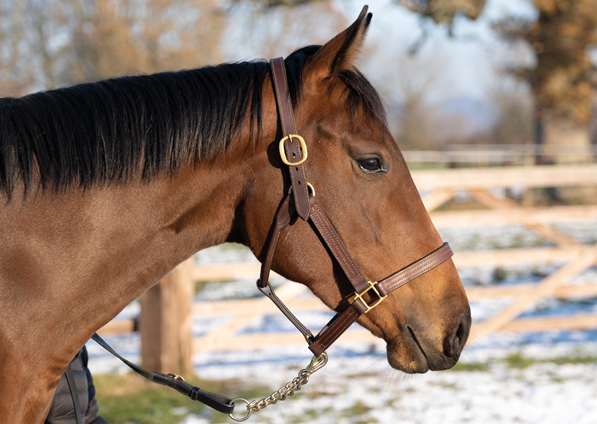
[358,158,384,173]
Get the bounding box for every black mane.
[0,46,385,198]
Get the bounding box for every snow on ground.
[87,331,597,424]
[188,334,597,424]
[87,222,597,423]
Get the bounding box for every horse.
[0,6,470,423]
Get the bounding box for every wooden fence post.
[139,259,193,375]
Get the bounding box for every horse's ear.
[306,6,372,80]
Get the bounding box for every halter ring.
[229,398,252,422]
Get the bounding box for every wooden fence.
[98,164,597,374]
[402,144,597,167]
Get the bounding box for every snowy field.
[86,221,597,424]
[87,330,597,424]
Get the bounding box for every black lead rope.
[90,333,235,414]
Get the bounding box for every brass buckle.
[167,373,186,382]
[279,134,308,166]
[353,281,386,313]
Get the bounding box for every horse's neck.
[0,157,254,422]
[0,159,249,361]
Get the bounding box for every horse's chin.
[386,328,462,373]
[386,339,430,374]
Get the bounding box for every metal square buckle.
[353,281,386,313]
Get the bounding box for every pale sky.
[226,0,537,105]
[358,0,537,102]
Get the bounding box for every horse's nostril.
[455,322,464,344]
[444,311,471,358]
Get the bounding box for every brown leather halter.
[262,57,454,357]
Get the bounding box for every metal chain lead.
[229,353,328,422]
[249,353,328,411]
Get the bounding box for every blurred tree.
[229,0,314,6]
[495,0,597,160]
[0,0,345,97]
[488,79,534,146]
[398,0,486,49]
[398,0,597,158]
[399,0,486,24]
[227,0,346,59]
[0,0,36,96]
[0,0,227,95]
[52,0,228,85]
[372,43,449,150]
[362,1,485,54]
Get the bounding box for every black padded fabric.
[45,346,108,424]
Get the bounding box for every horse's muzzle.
[388,305,471,374]
[414,306,472,372]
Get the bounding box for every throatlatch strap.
[257,196,315,341]
[91,333,235,414]
[258,196,292,288]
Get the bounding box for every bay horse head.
[0,5,469,422]
[235,7,471,373]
